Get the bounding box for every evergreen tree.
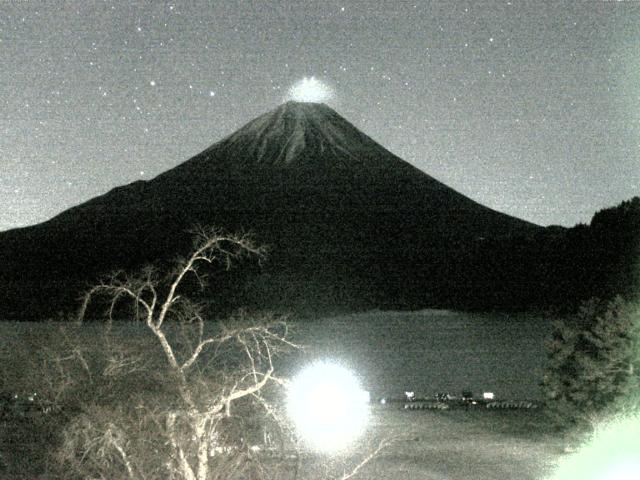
[542,296,639,431]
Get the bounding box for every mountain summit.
[212,101,396,168]
[0,102,541,319]
[167,100,435,178]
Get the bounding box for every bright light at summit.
[287,77,334,103]
[286,360,369,453]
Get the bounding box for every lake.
[286,310,553,401]
[1,309,553,401]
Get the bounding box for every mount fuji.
[0,101,543,319]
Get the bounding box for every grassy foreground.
[295,405,565,480]
[1,400,567,479]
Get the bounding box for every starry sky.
[2,0,639,231]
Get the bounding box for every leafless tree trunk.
[67,227,298,479]
[8,227,389,479]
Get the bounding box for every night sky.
[2,1,639,231]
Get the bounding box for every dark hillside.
[2,103,633,319]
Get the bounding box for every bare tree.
[59,227,299,480]
[2,227,390,479]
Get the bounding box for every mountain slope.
[0,101,542,319]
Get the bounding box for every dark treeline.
[0,196,638,321]
[452,196,640,312]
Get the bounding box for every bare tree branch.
[180,338,217,372]
[340,438,392,480]
[64,228,301,480]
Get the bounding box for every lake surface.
[1,310,553,401]
[285,310,553,400]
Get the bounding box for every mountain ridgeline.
[0,102,638,320]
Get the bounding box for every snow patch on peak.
[220,102,356,166]
[208,101,401,171]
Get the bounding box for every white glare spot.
[287,77,334,103]
[549,413,640,480]
[150,80,156,86]
[287,361,368,452]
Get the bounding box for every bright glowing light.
[287,360,369,453]
[550,413,640,480]
[287,77,334,103]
